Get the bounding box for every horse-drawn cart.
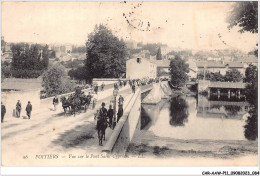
[60,87,92,116]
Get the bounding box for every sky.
[1,1,258,52]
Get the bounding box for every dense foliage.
[244,65,258,140]
[10,43,49,78]
[42,64,75,97]
[227,1,258,34]
[85,24,127,81]
[224,69,243,82]
[197,69,243,82]
[156,47,162,60]
[169,55,189,88]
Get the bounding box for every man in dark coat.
[16,100,22,117]
[1,102,6,123]
[101,82,105,91]
[107,105,114,128]
[117,106,123,123]
[26,101,32,119]
[118,95,124,114]
[53,95,59,111]
[97,102,108,130]
[132,84,136,93]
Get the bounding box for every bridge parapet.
[102,89,141,155]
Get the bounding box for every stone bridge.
[102,82,171,155]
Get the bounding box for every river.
[126,94,257,159]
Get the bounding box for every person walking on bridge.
[118,95,124,113]
[16,100,22,117]
[107,105,114,128]
[26,101,32,119]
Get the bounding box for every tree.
[227,2,258,56]
[68,66,87,81]
[244,65,258,140]
[169,55,189,88]
[85,24,127,82]
[10,43,49,78]
[156,47,162,60]
[42,64,75,97]
[227,2,258,34]
[210,72,225,82]
[224,69,243,82]
[244,65,258,108]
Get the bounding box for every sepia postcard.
[1,1,258,168]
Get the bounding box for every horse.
[60,97,71,116]
[70,96,81,116]
[97,116,108,146]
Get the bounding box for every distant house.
[126,57,157,79]
[236,55,258,67]
[186,59,198,79]
[196,61,245,76]
[150,59,170,79]
[225,62,245,75]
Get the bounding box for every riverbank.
[126,131,258,161]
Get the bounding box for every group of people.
[95,94,124,129]
[94,94,124,146]
[1,100,32,123]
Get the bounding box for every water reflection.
[139,94,248,140]
[244,108,258,141]
[224,105,241,117]
[169,96,189,127]
[197,95,248,120]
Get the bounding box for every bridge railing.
[102,88,141,154]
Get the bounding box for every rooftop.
[208,81,246,89]
[196,61,244,68]
[150,59,171,67]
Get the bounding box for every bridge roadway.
[1,83,153,166]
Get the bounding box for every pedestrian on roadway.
[26,101,32,119]
[132,84,136,93]
[92,93,98,109]
[1,102,6,123]
[118,95,124,113]
[101,82,105,91]
[16,100,22,117]
[94,85,98,94]
[53,95,59,111]
[107,105,114,128]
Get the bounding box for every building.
[196,61,246,76]
[126,57,157,79]
[236,55,258,67]
[186,59,198,79]
[150,59,170,79]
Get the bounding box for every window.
[137,58,141,63]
